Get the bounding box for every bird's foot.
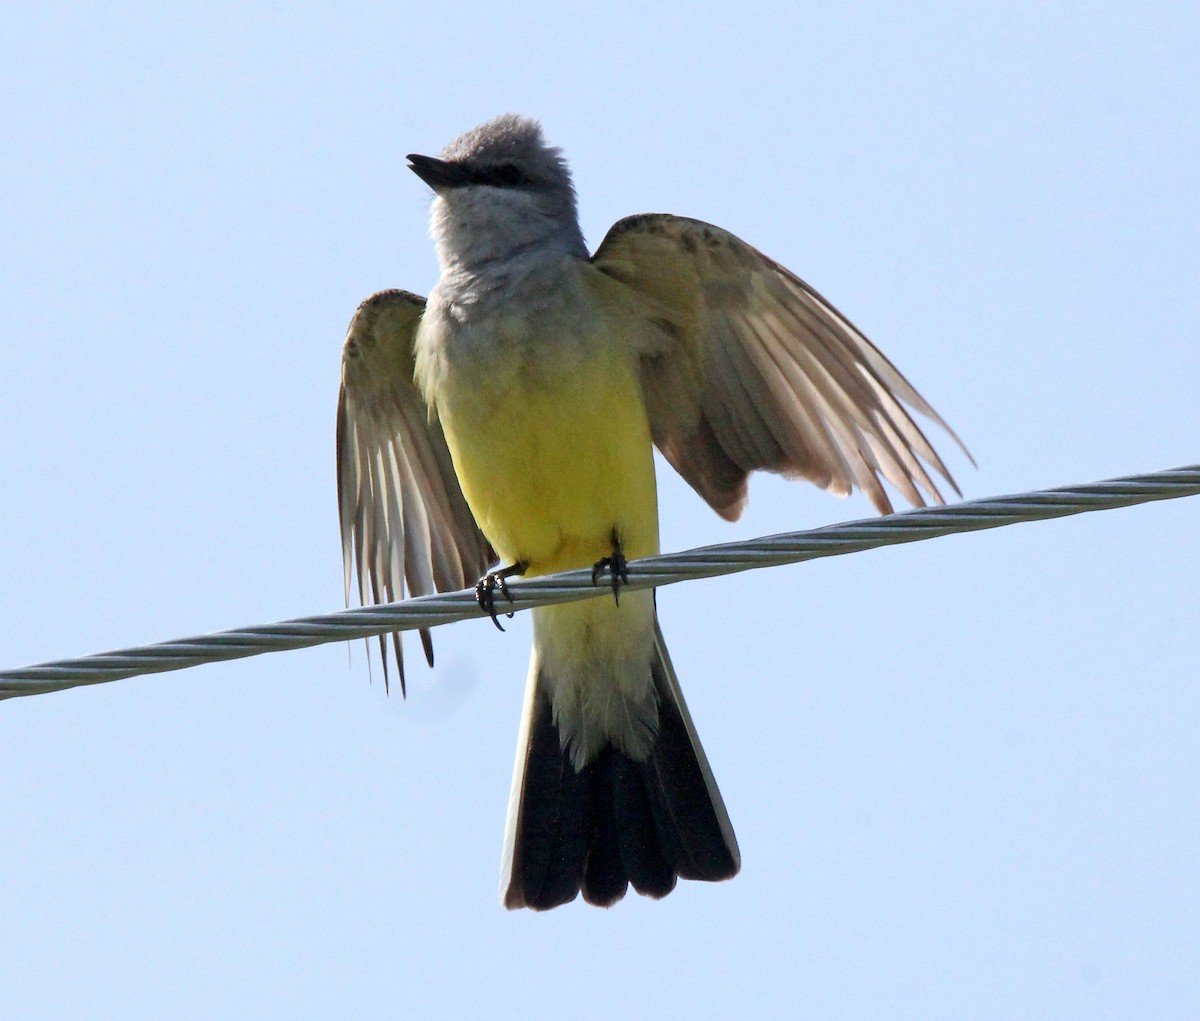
[475,562,528,631]
[591,530,629,606]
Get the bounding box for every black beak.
[407,153,474,191]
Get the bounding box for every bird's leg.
[591,528,629,607]
[476,562,528,631]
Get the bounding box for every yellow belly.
[436,343,659,576]
[433,319,664,763]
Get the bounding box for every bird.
[336,114,967,911]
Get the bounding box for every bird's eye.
[494,162,527,186]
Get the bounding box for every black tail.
[500,623,740,910]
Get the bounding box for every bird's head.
[408,114,587,270]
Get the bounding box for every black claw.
[591,529,630,606]
[475,562,528,631]
[474,577,506,631]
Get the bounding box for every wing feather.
[590,214,969,520]
[337,290,494,691]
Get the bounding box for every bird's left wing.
[590,214,970,521]
[337,290,495,692]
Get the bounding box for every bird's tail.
[500,620,740,910]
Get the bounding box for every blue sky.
[2,4,1197,1019]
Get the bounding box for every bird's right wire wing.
[337,290,495,692]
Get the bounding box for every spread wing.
[337,289,495,692]
[590,214,970,520]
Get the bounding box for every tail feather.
[643,624,741,881]
[581,749,641,904]
[501,621,739,911]
[502,682,589,910]
[610,749,677,898]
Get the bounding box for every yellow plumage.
[431,314,663,765]
[435,334,660,578]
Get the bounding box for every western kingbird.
[337,114,966,911]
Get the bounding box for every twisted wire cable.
[2,464,1197,701]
